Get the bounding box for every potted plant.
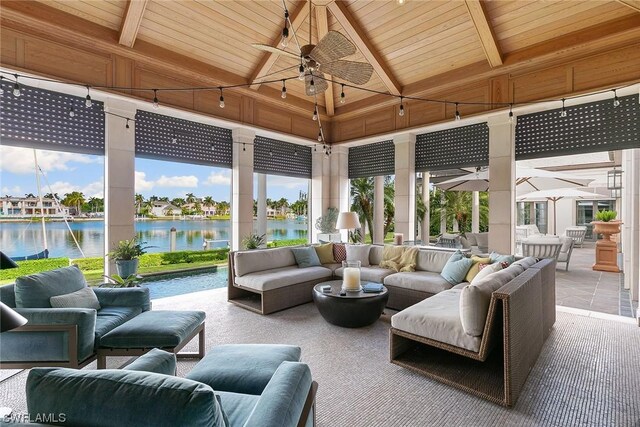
[242,233,266,250]
[591,210,622,273]
[108,237,149,277]
[102,273,142,288]
[316,207,341,242]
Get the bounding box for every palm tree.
[431,190,489,233]
[203,196,214,207]
[383,176,395,237]
[350,177,374,242]
[216,201,230,216]
[135,193,145,214]
[171,197,185,207]
[185,193,197,204]
[63,191,86,216]
[277,197,289,216]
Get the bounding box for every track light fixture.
[85,85,92,108]
[153,89,159,109]
[12,74,20,97]
[454,103,460,121]
[281,80,287,99]
[560,98,567,118]
[399,96,405,117]
[613,89,620,107]
[219,88,225,108]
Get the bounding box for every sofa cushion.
[346,244,371,266]
[314,243,336,264]
[94,307,143,346]
[323,263,342,272]
[465,233,478,246]
[50,286,101,310]
[383,271,455,294]
[379,245,405,270]
[186,344,301,395]
[470,262,502,285]
[369,245,384,265]
[391,289,481,352]
[512,256,538,270]
[416,250,454,273]
[464,256,491,282]
[290,247,321,268]
[559,236,573,253]
[235,266,332,291]
[123,348,177,376]
[440,251,474,285]
[489,251,516,266]
[216,391,260,427]
[234,247,296,277]
[333,243,347,262]
[26,368,226,427]
[335,266,394,284]
[15,265,87,308]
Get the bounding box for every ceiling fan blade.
[251,44,300,60]
[310,31,356,65]
[305,72,329,96]
[320,60,374,85]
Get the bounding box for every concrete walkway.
[555,243,635,318]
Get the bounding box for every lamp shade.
[0,252,18,270]
[1,302,27,332]
[336,212,361,230]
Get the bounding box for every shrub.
[0,258,70,282]
[595,210,617,222]
[267,238,308,248]
[242,233,266,250]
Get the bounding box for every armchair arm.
[1,308,96,365]
[244,362,314,427]
[92,287,151,311]
[123,348,176,375]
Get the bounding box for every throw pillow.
[333,243,347,263]
[398,247,419,272]
[15,265,87,308]
[314,243,336,264]
[346,244,371,267]
[470,262,503,286]
[379,245,405,271]
[489,251,516,266]
[440,251,474,285]
[290,247,321,268]
[50,286,101,310]
[464,256,492,282]
[460,281,494,336]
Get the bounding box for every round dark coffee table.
[312,280,389,328]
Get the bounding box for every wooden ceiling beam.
[249,1,308,90]
[315,5,334,116]
[119,0,148,48]
[464,0,502,67]
[327,0,402,96]
[616,0,640,13]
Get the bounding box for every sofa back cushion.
[15,265,87,308]
[0,284,17,308]
[416,250,455,273]
[440,251,474,285]
[369,245,384,265]
[290,247,321,268]
[314,243,336,264]
[234,247,296,277]
[27,368,226,427]
[346,244,371,267]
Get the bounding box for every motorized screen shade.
[348,140,394,179]
[135,110,232,168]
[0,81,104,155]
[415,123,489,171]
[253,136,311,178]
[515,94,640,160]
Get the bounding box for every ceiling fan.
[251,0,374,96]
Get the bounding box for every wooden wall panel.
[490,74,510,105]
[1,30,17,64]
[134,67,194,110]
[334,117,366,142]
[194,90,242,123]
[365,108,396,136]
[254,103,292,134]
[292,116,319,141]
[573,45,640,92]
[511,66,571,103]
[408,102,446,128]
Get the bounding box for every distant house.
[150,201,179,216]
[0,196,69,217]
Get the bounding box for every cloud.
[135,171,198,192]
[1,185,22,195]
[0,146,101,175]
[47,180,104,198]
[267,175,308,189]
[204,171,231,186]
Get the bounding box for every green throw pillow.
[291,247,322,268]
[314,243,336,264]
[440,251,474,285]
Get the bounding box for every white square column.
[373,175,385,244]
[231,128,255,251]
[104,98,137,275]
[622,149,639,302]
[393,134,416,242]
[472,191,480,233]
[421,172,430,243]
[329,146,350,241]
[256,173,267,244]
[488,114,516,254]
[311,150,330,243]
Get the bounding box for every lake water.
[0,218,308,259]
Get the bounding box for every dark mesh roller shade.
[348,140,394,178]
[515,94,639,160]
[135,110,232,168]
[254,136,311,178]
[415,123,488,171]
[0,80,104,155]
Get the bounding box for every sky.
[0,146,308,202]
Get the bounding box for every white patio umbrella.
[516,188,609,235]
[435,166,593,193]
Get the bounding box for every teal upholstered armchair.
[0,265,151,369]
[24,349,316,427]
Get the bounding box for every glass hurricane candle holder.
[342,260,361,292]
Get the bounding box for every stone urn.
[591,220,622,273]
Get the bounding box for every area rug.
[1,288,639,426]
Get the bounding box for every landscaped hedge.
[139,249,229,267]
[267,238,308,248]
[0,258,70,282]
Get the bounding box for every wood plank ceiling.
[12,0,640,136]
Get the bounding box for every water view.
[0,218,308,258]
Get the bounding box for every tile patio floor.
[555,242,636,318]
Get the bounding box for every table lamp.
[336,212,361,243]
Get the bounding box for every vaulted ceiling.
[2,0,640,142]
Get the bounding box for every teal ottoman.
[186,344,301,395]
[97,310,205,369]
